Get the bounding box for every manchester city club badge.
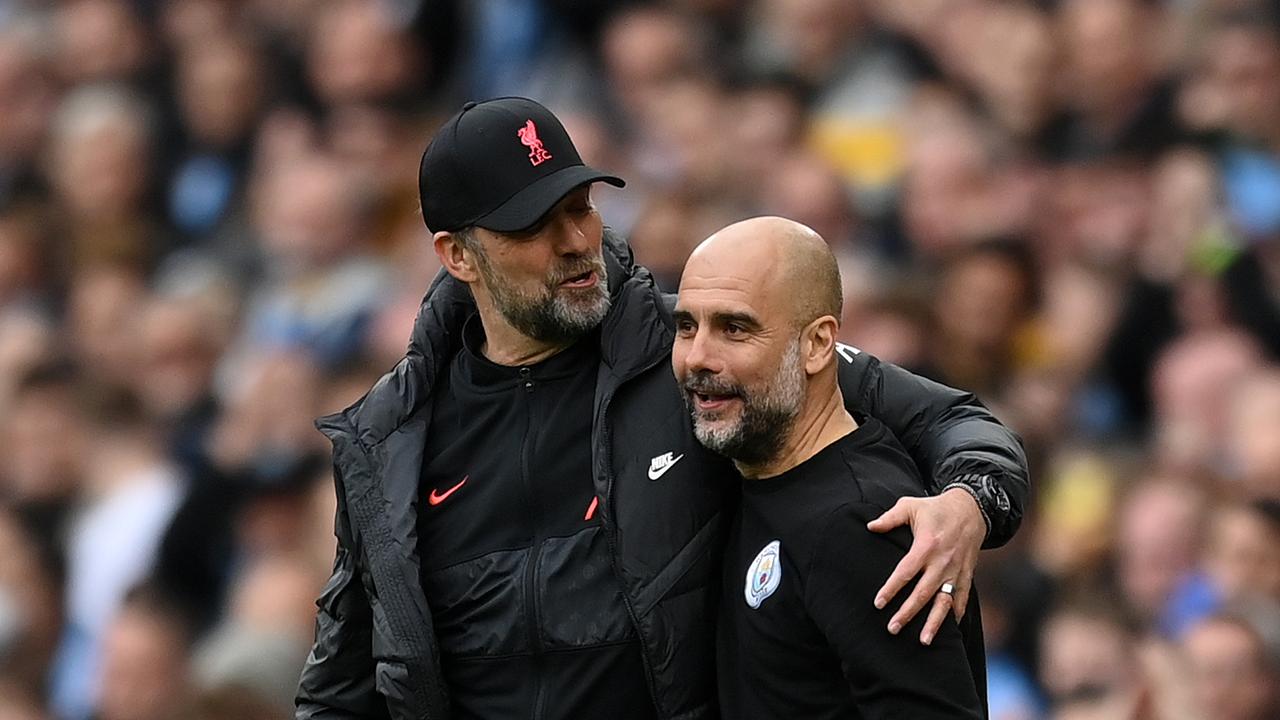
[744,540,783,609]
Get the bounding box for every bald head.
[685,216,842,329]
[673,216,855,474]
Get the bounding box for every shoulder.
[833,420,927,510]
[790,500,910,595]
[765,424,922,529]
[812,501,890,546]
[598,236,676,371]
[318,351,438,450]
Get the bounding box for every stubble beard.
[478,252,611,345]
[684,338,806,467]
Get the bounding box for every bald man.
[672,217,987,719]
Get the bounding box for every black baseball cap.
[418,97,625,233]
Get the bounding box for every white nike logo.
[648,452,685,480]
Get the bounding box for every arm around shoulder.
[839,350,1028,547]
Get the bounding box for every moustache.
[683,372,743,398]
[549,256,607,286]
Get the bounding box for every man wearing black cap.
[296,97,1028,720]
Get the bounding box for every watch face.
[981,475,1011,513]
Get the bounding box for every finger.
[951,569,973,621]
[919,591,954,645]
[867,497,914,533]
[874,545,927,611]
[888,564,945,635]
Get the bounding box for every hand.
[865,488,985,645]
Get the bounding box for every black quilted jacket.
[295,229,1028,720]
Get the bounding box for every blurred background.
[0,0,1277,718]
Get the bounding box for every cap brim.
[474,165,625,233]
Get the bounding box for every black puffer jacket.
[296,230,1028,720]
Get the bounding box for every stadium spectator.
[1182,613,1279,720]
[0,0,1271,717]
[93,586,192,720]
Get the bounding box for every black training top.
[718,418,988,720]
[416,315,657,720]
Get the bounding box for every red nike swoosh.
[428,476,468,506]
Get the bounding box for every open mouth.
[559,270,597,288]
[690,390,739,412]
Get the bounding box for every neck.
[736,377,858,480]
[473,297,570,367]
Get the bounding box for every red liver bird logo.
[517,119,553,166]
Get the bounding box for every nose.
[550,209,593,257]
[676,324,721,378]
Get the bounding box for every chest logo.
[745,540,783,609]
[428,476,468,506]
[648,451,685,480]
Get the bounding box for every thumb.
[867,497,914,533]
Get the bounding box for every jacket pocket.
[297,544,386,718]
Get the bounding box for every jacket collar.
[594,227,674,383]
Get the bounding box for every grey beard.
[686,338,806,466]
[479,255,611,345]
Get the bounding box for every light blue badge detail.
[745,540,783,609]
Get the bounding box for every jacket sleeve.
[296,467,389,719]
[838,349,1028,548]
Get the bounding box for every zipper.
[600,420,661,715]
[598,351,673,716]
[519,366,546,720]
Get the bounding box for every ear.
[801,315,839,376]
[433,230,480,283]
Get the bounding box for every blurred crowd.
[0,0,1278,719]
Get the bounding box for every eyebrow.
[715,311,763,331]
[672,309,763,331]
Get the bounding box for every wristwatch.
[941,473,1010,544]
